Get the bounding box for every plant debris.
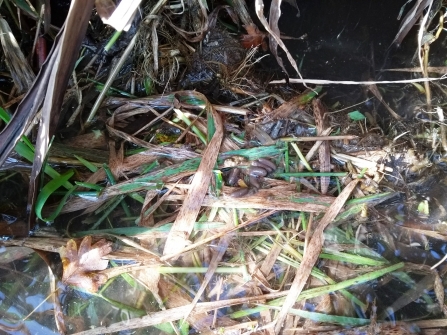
[59,236,112,293]
[2,0,447,334]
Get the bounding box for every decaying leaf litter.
[2,0,447,334]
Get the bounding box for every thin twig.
[270,77,445,85]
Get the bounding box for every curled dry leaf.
[241,23,268,51]
[59,236,112,292]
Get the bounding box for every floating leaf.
[35,170,76,221]
[59,236,112,292]
[348,110,366,121]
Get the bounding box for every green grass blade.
[35,170,76,221]
[74,154,98,172]
[230,262,404,318]
[173,108,207,144]
[269,306,370,327]
[74,181,103,191]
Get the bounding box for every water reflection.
[0,248,58,334]
[0,248,164,334]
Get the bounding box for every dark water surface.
[260,0,410,80]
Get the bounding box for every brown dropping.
[230,187,250,198]
[249,175,261,189]
[227,168,242,186]
[255,158,277,172]
[248,166,268,177]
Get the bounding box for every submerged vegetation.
[2,0,447,334]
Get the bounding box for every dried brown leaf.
[241,23,268,50]
[59,236,112,292]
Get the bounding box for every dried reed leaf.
[50,142,108,162]
[41,0,52,34]
[303,127,332,166]
[0,18,35,93]
[433,272,445,317]
[60,181,334,215]
[255,0,304,81]
[139,190,158,227]
[97,0,141,32]
[230,0,254,27]
[29,0,95,227]
[367,83,402,120]
[268,0,288,75]
[158,279,240,332]
[260,242,283,277]
[131,268,160,298]
[139,185,176,226]
[0,247,34,264]
[313,99,331,194]
[0,0,95,233]
[390,0,432,48]
[81,285,283,334]
[168,186,335,212]
[162,103,224,256]
[274,179,360,333]
[193,117,240,152]
[379,274,434,320]
[95,0,116,22]
[61,131,107,149]
[161,210,276,262]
